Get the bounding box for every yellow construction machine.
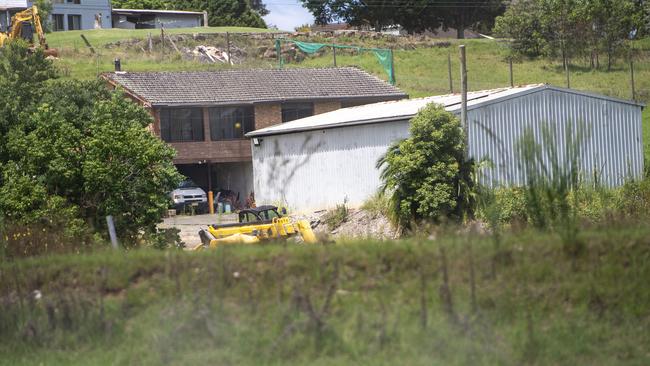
[196,205,317,249]
[0,6,58,57]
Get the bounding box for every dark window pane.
[52,14,64,31]
[159,108,204,142]
[282,102,313,123]
[209,106,254,141]
[67,15,81,30]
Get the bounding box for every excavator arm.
[0,5,55,55]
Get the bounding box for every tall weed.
[516,121,587,260]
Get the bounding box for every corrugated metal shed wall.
[253,88,643,211]
[252,121,410,211]
[467,88,643,187]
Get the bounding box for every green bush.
[477,187,528,225]
[478,179,650,229]
[0,43,182,254]
[378,103,474,228]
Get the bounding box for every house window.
[282,102,313,123]
[52,14,64,31]
[67,0,81,4]
[160,108,204,142]
[67,15,81,30]
[209,106,254,140]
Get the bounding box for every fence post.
[160,26,165,55]
[630,58,636,101]
[447,52,453,93]
[79,34,95,54]
[333,46,337,67]
[509,57,514,87]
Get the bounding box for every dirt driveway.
[158,213,238,249]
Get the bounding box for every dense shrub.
[378,104,474,228]
[477,181,650,228]
[0,43,182,254]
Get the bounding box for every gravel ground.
[298,208,399,241]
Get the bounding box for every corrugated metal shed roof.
[112,8,205,15]
[247,84,645,137]
[102,67,407,107]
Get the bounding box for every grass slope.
[45,26,276,49]
[1,226,650,365]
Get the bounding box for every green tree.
[378,104,474,228]
[0,44,181,245]
[645,0,650,35]
[0,41,57,162]
[299,0,504,38]
[493,0,546,56]
[494,0,641,67]
[589,0,640,70]
[34,0,53,32]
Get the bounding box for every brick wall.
[170,140,251,164]
[254,103,282,129]
[314,101,341,115]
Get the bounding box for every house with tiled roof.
[102,67,407,208]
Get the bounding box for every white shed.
[247,85,645,212]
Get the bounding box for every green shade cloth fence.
[275,39,395,85]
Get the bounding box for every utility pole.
[226,31,231,66]
[447,52,453,93]
[460,45,468,133]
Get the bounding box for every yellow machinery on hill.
[0,5,58,57]
[197,205,317,249]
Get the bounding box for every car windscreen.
[178,180,199,189]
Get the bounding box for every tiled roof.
[102,67,407,106]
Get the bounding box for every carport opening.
[176,162,254,211]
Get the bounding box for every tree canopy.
[299,0,505,38]
[493,0,643,69]
[110,0,268,28]
[0,42,181,249]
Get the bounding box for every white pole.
[106,216,119,249]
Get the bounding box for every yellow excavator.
[196,205,318,249]
[0,5,58,57]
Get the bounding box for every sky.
[263,0,315,31]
